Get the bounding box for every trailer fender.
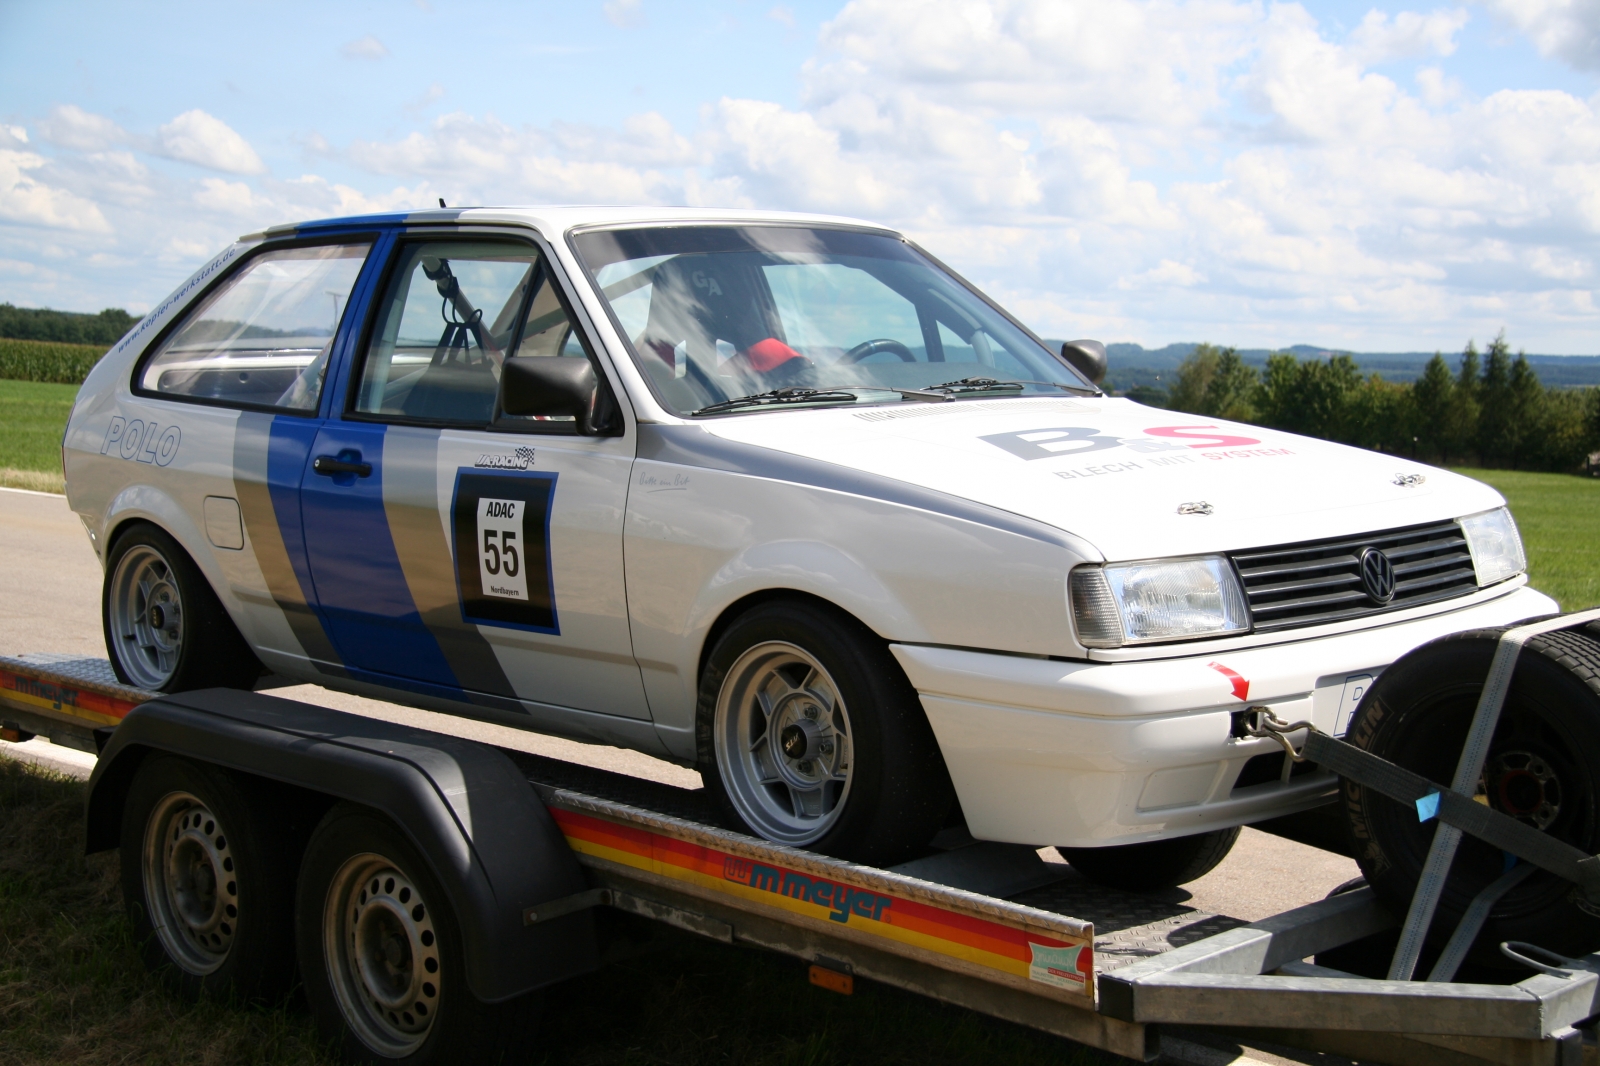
[85,687,599,1002]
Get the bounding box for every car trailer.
[4,610,1600,1066]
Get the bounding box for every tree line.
[1141,334,1600,472]
[0,303,138,347]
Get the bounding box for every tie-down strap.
[1303,730,1600,903]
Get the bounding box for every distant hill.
[1047,341,1600,392]
[0,303,139,347]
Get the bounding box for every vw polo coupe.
[63,206,1554,883]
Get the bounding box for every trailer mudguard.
[85,688,599,1002]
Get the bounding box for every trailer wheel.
[103,523,261,692]
[697,600,955,866]
[1058,826,1241,891]
[1342,626,1600,967]
[119,754,298,1001]
[297,804,541,1065]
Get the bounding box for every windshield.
[569,225,1091,416]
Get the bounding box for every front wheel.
[696,600,954,866]
[296,804,541,1065]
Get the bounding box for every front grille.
[1230,520,1478,632]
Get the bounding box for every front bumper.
[891,584,1559,848]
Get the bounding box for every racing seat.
[640,254,806,381]
[402,319,499,423]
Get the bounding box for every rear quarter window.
[137,242,372,412]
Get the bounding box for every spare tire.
[1342,622,1600,970]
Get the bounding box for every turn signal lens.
[1459,507,1526,587]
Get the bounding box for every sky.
[4,0,1600,353]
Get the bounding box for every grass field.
[1453,467,1600,610]
[0,379,77,493]
[0,757,1105,1066]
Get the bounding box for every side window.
[355,240,586,428]
[138,243,372,411]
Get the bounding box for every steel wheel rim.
[142,791,236,975]
[323,853,441,1057]
[109,544,183,689]
[714,641,854,846]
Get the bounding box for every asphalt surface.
[0,484,1357,921]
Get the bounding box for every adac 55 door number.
[452,470,560,634]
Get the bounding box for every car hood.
[699,396,1504,561]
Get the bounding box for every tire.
[296,804,542,1065]
[119,754,299,1002]
[1342,626,1600,969]
[103,522,262,692]
[1058,827,1241,891]
[696,599,955,866]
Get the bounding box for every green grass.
[0,338,105,385]
[0,756,1108,1066]
[0,379,76,493]
[1453,467,1600,611]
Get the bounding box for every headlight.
[1459,507,1526,587]
[1070,556,1251,648]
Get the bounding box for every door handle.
[312,455,373,477]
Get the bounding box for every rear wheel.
[1058,827,1240,891]
[697,600,954,866]
[296,804,541,1064]
[1342,626,1600,968]
[119,754,298,1002]
[103,523,261,692]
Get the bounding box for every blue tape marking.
[298,422,462,691]
[1416,791,1441,822]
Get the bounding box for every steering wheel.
[842,338,916,364]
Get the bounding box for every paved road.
[0,485,1357,921]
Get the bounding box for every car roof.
[244,205,902,243]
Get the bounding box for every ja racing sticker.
[451,469,559,634]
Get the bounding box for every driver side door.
[299,234,649,721]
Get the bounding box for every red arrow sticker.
[1208,662,1250,701]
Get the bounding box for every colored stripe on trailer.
[552,807,1094,995]
[0,666,146,726]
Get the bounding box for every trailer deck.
[6,650,1598,1066]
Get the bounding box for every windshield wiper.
[923,376,1095,396]
[692,387,862,416]
[692,384,956,416]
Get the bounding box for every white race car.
[63,206,1553,881]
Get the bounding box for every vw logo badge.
[1359,547,1396,604]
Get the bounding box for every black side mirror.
[1061,339,1107,385]
[498,358,619,436]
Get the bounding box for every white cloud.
[604,0,643,28]
[38,105,128,152]
[768,5,795,27]
[1480,0,1600,70]
[0,150,112,232]
[157,110,266,174]
[1349,8,1469,65]
[341,34,389,60]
